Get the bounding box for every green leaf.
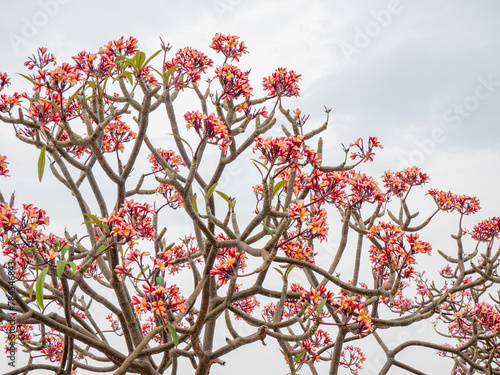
[29,281,35,301]
[156,276,164,286]
[191,193,198,213]
[263,224,275,239]
[215,190,231,204]
[284,264,296,279]
[83,213,105,229]
[36,267,49,309]
[18,73,34,84]
[168,133,194,157]
[205,183,218,202]
[134,51,147,69]
[272,180,288,199]
[38,145,46,182]
[317,298,327,315]
[68,261,77,273]
[250,158,269,171]
[65,85,84,111]
[161,64,180,86]
[294,350,306,364]
[56,260,67,279]
[114,71,134,85]
[167,324,179,348]
[39,98,62,115]
[116,58,136,70]
[97,245,108,254]
[272,267,284,276]
[143,49,162,67]
[278,349,288,360]
[252,161,264,180]
[61,244,69,260]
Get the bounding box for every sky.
[1,1,500,374]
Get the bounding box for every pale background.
[1,1,500,374]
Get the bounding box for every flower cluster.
[345,171,385,210]
[293,108,310,129]
[153,236,201,275]
[427,189,480,215]
[73,37,137,81]
[215,64,252,101]
[235,101,268,120]
[101,36,139,56]
[105,314,123,336]
[210,33,248,62]
[475,301,500,332]
[298,286,373,336]
[157,184,183,209]
[184,111,231,150]
[99,200,155,244]
[148,148,185,207]
[346,137,383,163]
[299,329,332,365]
[149,148,185,172]
[41,335,64,362]
[278,237,315,263]
[231,284,260,319]
[0,322,33,352]
[340,345,366,375]
[0,92,23,114]
[0,154,9,177]
[33,62,81,94]
[471,217,500,242]
[367,222,432,279]
[382,167,429,197]
[24,47,56,70]
[306,170,384,209]
[1,203,68,279]
[101,116,137,153]
[0,71,11,89]
[210,247,246,286]
[262,67,301,98]
[262,284,305,321]
[141,316,163,344]
[0,72,24,114]
[27,99,61,126]
[287,201,329,241]
[165,47,213,88]
[253,135,320,172]
[307,170,348,206]
[131,283,186,317]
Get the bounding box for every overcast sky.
[1,1,500,374]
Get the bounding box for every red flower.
[215,64,252,101]
[0,72,11,90]
[0,92,23,114]
[165,47,213,88]
[382,167,429,197]
[346,137,383,163]
[428,189,480,215]
[184,111,232,150]
[367,222,431,280]
[210,248,246,286]
[340,346,366,375]
[210,33,248,62]
[101,116,136,153]
[24,47,56,70]
[471,217,500,242]
[0,155,9,177]
[263,67,301,98]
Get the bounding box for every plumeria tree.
[0,34,499,375]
